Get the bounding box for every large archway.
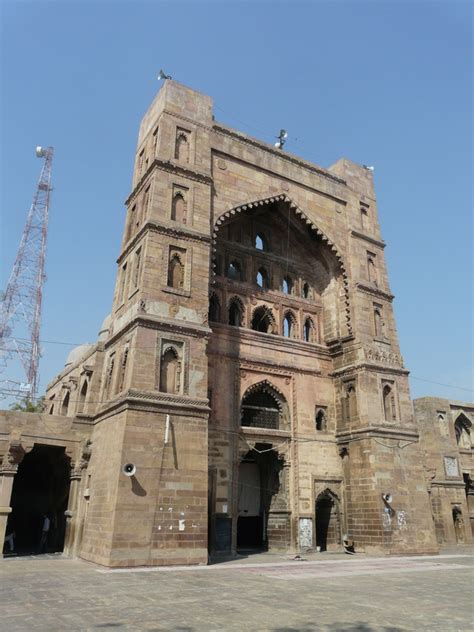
[211,194,351,341]
[6,444,71,556]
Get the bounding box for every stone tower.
[77,82,214,566]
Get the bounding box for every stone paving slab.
[0,551,473,631]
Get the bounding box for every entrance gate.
[6,444,70,556]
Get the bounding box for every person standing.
[38,513,50,553]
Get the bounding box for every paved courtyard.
[0,548,473,631]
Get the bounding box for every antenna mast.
[0,146,54,402]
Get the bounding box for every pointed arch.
[455,412,472,448]
[382,384,397,421]
[282,275,293,295]
[168,253,184,289]
[61,391,70,416]
[228,296,245,326]
[241,380,288,430]
[315,487,342,551]
[251,305,276,334]
[212,194,352,335]
[255,232,268,251]
[175,132,189,163]
[209,292,221,323]
[160,346,180,393]
[227,259,242,281]
[256,266,269,289]
[171,191,186,223]
[304,316,317,343]
[77,379,88,413]
[283,310,297,339]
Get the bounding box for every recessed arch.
[228,296,245,327]
[455,412,472,448]
[241,380,289,431]
[212,194,352,335]
[209,292,221,323]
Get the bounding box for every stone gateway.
[1,81,472,566]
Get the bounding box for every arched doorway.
[237,446,286,552]
[6,444,71,556]
[315,490,341,551]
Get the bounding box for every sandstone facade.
[1,81,471,566]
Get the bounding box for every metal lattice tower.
[0,146,54,402]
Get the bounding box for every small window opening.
[283,313,296,338]
[282,276,293,295]
[256,267,269,289]
[227,260,241,282]
[255,233,267,251]
[304,317,314,342]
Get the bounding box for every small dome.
[98,313,111,341]
[65,344,94,368]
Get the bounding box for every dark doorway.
[237,447,285,552]
[315,491,341,552]
[6,444,71,556]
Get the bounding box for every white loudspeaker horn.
[122,463,136,477]
[382,493,393,503]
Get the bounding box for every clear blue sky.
[1,1,472,403]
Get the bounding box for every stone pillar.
[63,440,92,557]
[63,469,81,556]
[0,441,25,558]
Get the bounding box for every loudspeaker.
[122,463,136,477]
[382,493,393,503]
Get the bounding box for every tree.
[9,396,44,413]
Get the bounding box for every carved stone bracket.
[1,441,26,474]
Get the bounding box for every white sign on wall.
[299,517,313,548]
[444,456,459,478]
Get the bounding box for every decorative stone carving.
[364,345,404,368]
[1,441,26,474]
[80,440,92,470]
